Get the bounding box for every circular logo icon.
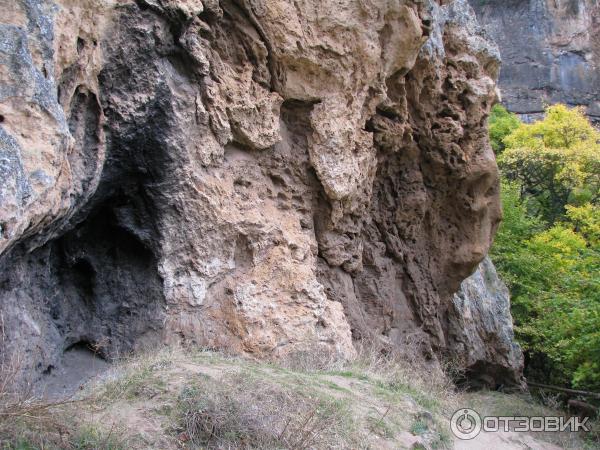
[451,408,482,440]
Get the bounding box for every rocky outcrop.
[451,257,524,388]
[470,0,600,121]
[0,0,522,387]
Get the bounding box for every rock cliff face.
[470,0,600,121]
[0,0,523,387]
[451,257,523,387]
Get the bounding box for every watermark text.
[451,408,591,440]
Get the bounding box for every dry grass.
[0,318,133,449]
[89,351,172,403]
[0,339,460,449]
[177,371,354,449]
[81,343,455,449]
[0,317,66,448]
[1,337,598,449]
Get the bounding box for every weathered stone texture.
[0,0,523,387]
[451,257,524,387]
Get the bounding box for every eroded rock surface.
[0,0,522,387]
[451,257,524,388]
[471,0,600,121]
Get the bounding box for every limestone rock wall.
[470,0,600,121]
[451,257,524,387]
[0,0,523,387]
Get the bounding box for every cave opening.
[65,340,105,355]
[51,191,165,358]
[39,339,111,399]
[0,186,166,392]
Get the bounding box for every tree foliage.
[498,104,600,224]
[489,104,521,154]
[489,105,600,390]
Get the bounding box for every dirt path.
[455,431,563,450]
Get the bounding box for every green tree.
[498,104,600,224]
[566,203,600,246]
[488,104,521,154]
[493,192,600,389]
[524,225,600,390]
[490,181,541,288]
[491,104,600,390]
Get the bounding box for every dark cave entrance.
[0,187,166,393]
[50,192,166,359]
[39,340,111,399]
[0,3,191,390]
[64,340,107,360]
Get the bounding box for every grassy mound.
[1,346,598,449]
